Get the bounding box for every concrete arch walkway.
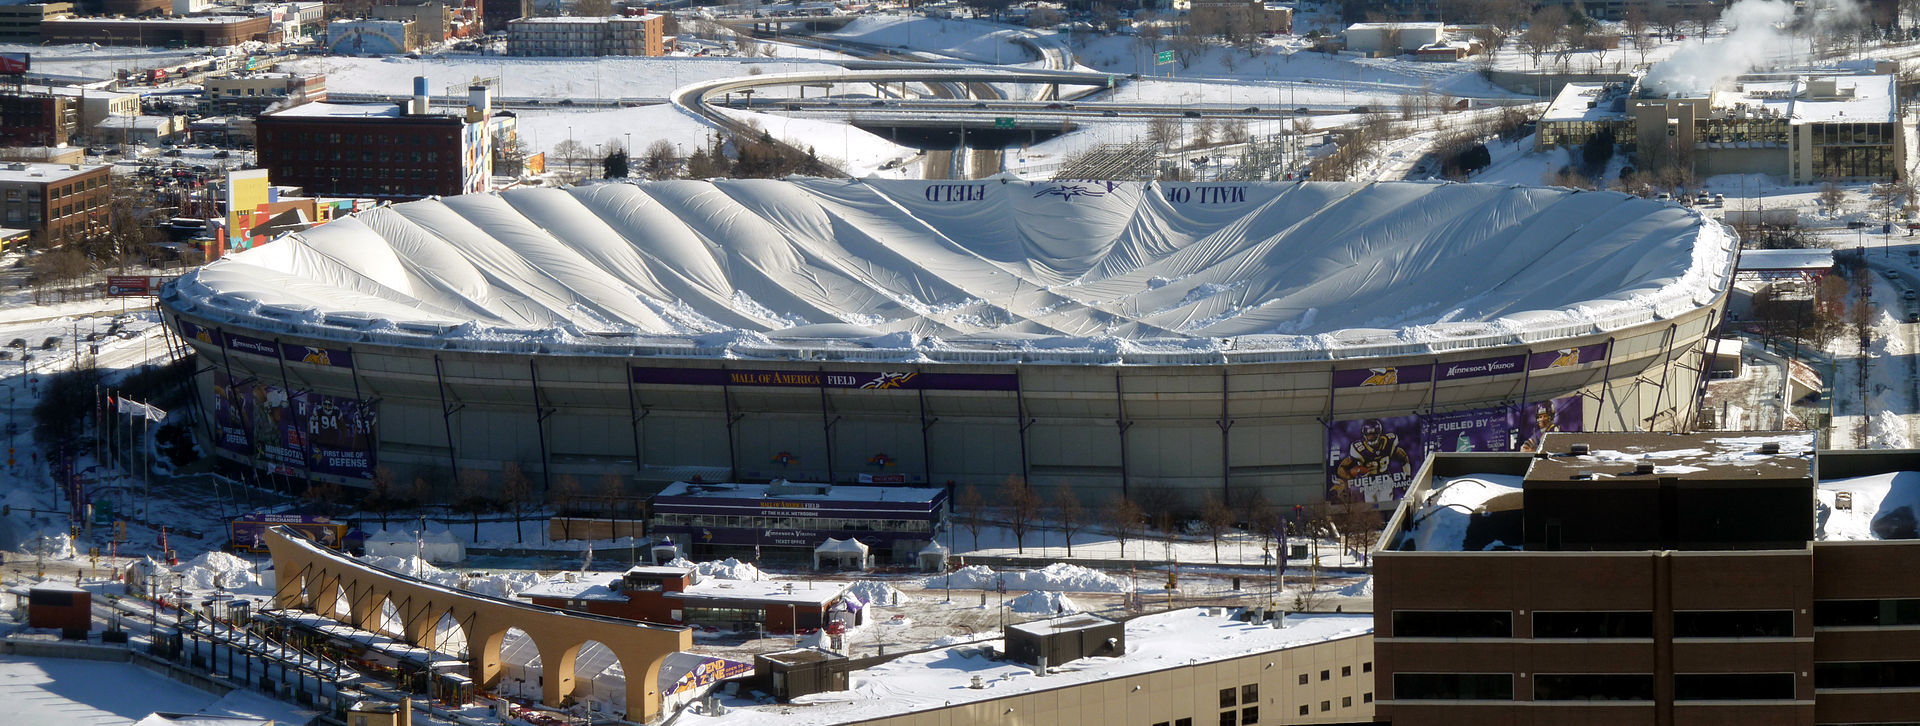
[264,526,690,721]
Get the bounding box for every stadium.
[158,179,1737,510]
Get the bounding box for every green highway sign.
[994,117,1016,129]
[1156,50,1175,64]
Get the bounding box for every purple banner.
[1327,414,1424,503]
[177,318,222,347]
[1331,364,1435,389]
[230,515,346,551]
[1425,407,1515,453]
[1437,354,1526,381]
[281,342,355,368]
[1514,395,1583,453]
[210,371,377,479]
[633,367,1019,391]
[1528,342,1610,371]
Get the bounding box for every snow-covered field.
[279,55,847,102]
[822,15,1035,64]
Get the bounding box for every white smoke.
[1642,0,1799,96]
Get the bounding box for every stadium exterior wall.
[162,293,1722,511]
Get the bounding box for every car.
[784,103,800,111]
[1294,107,1309,114]
[1102,109,1118,117]
[6,338,23,349]
[0,350,10,360]
[972,101,987,108]
[1350,105,1372,114]
[1655,192,1671,201]
[1712,193,1725,205]
[1183,110,1202,118]
[1848,220,1868,229]
[558,98,575,105]
[213,150,229,159]
[1242,106,1259,113]
[1905,290,1916,300]
[869,99,887,106]
[1045,102,1065,109]
[40,336,59,350]
[163,149,182,157]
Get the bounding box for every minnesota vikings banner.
[1425,406,1515,453]
[211,371,377,479]
[1327,414,1425,503]
[1529,342,1610,371]
[1513,394,1584,453]
[1331,364,1435,389]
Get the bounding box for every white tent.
[915,540,949,572]
[813,538,870,571]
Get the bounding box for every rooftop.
[0,161,104,183]
[1737,248,1835,272]
[45,14,263,24]
[701,609,1372,726]
[1525,431,1813,483]
[265,101,402,119]
[654,480,945,504]
[1006,613,1116,637]
[1542,82,1628,123]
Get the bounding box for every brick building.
[0,92,79,147]
[517,564,850,633]
[0,2,74,43]
[1373,431,1920,726]
[254,81,497,201]
[506,13,664,57]
[42,14,274,46]
[0,161,111,247]
[204,71,326,115]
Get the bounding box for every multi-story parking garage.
[158,179,1736,509]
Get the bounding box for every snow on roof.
[1345,21,1444,30]
[1737,248,1834,272]
[166,180,1736,363]
[814,537,868,554]
[133,715,272,726]
[676,576,847,606]
[0,162,103,184]
[1006,612,1114,637]
[1529,431,1814,481]
[1404,474,1524,552]
[1543,83,1627,123]
[1714,75,1898,124]
[1817,471,1920,541]
[265,101,402,118]
[516,576,632,602]
[701,609,1371,726]
[655,481,943,503]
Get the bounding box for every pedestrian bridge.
[264,526,690,721]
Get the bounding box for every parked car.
[5,338,23,349]
[40,336,60,350]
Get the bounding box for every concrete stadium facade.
[160,302,1722,510]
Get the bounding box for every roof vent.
[1569,443,1591,456]
[1759,442,1781,454]
[1633,462,1655,475]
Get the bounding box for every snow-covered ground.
[822,16,1035,64]
[279,55,848,102]
[0,655,316,725]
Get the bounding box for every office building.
[506,13,665,57]
[0,161,111,247]
[254,78,498,200]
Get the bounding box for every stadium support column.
[1015,371,1033,485]
[432,355,463,489]
[274,338,317,493]
[1595,338,1616,430]
[1115,372,1131,497]
[1649,324,1678,431]
[1217,370,1232,501]
[1684,309,1720,434]
[626,371,645,475]
[529,360,553,498]
[918,385,936,486]
[818,368,839,485]
[721,366,740,482]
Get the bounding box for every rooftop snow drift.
[166,179,1735,361]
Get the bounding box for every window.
[1363,693,1373,703]
[1341,696,1351,707]
[1533,611,1654,638]
[1533,674,1656,701]
[1217,712,1235,726]
[1220,687,1235,708]
[1364,662,1372,673]
[1176,720,1191,726]
[1815,661,1920,690]
[1816,599,1920,627]
[1342,666,1352,677]
[1320,670,1330,681]
[1241,684,1256,703]
[1391,610,1513,638]
[1674,610,1793,638]
[1673,673,1795,700]
[1319,700,1329,712]
[1393,673,1515,701]
[1240,706,1257,723]
[1298,674,1308,685]
[1297,705,1308,716]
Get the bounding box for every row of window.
[279,166,451,182]
[650,512,936,533]
[263,130,437,146]
[1394,672,1796,701]
[1390,609,1796,639]
[283,148,443,164]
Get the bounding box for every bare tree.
[457,468,490,541]
[1622,2,1652,67]
[1105,493,1145,560]
[551,473,582,539]
[411,475,433,510]
[501,462,533,544]
[640,139,678,179]
[1194,117,1217,148]
[303,480,342,517]
[1820,183,1848,217]
[1520,6,1566,64]
[369,466,395,528]
[1147,116,1180,148]
[1331,487,1383,563]
[1201,493,1235,563]
[999,475,1040,554]
[957,483,987,550]
[1054,485,1086,557]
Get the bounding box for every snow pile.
[843,580,909,607]
[459,570,546,599]
[173,551,262,591]
[924,563,1129,593]
[1818,471,1920,541]
[361,554,461,587]
[25,532,75,560]
[1406,475,1525,552]
[1867,411,1913,450]
[362,527,467,564]
[1007,590,1080,614]
[1335,577,1374,598]
[669,557,771,581]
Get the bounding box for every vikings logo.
[301,347,334,366]
[1358,367,1399,386]
[194,330,213,343]
[860,372,919,390]
[1546,349,1581,368]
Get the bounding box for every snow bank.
[174,551,262,591]
[1334,576,1374,598]
[362,527,467,564]
[669,557,771,581]
[1007,589,1080,614]
[844,580,909,606]
[26,532,76,560]
[1819,471,1920,541]
[924,563,1129,593]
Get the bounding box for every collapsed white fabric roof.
[172,179,1735,360]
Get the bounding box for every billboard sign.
[211,371,377,479]
[0,52,28,75]
[1326,414,1423,504]
[230,513,347,551]
[633,367,1019,391]
[107,276,173,297]
[1425,406,1514,453]
[1529,342,1610,371]
[1436,354,1526,381]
